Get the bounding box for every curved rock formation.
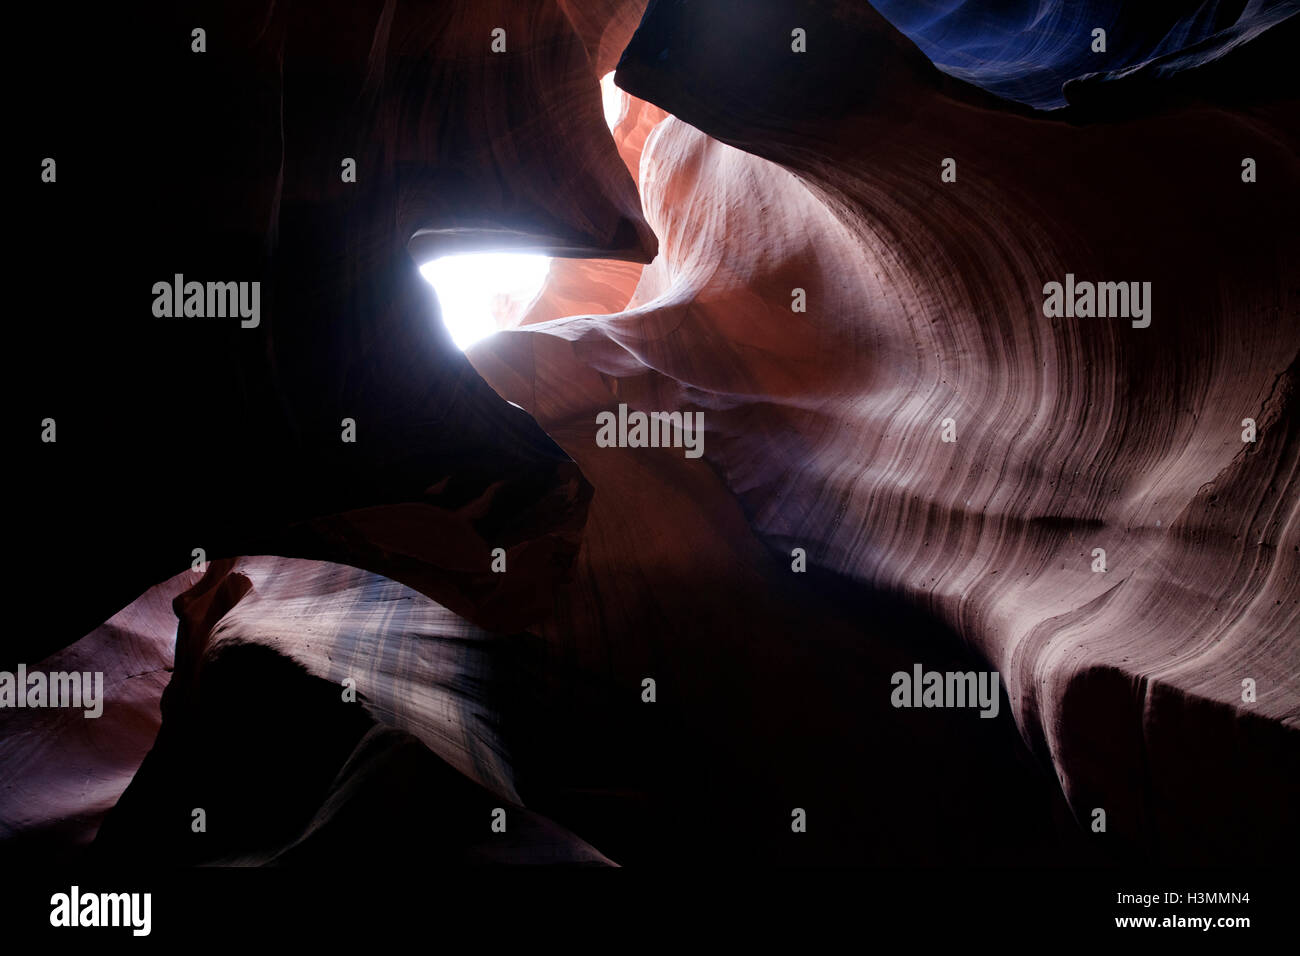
[0,572,195,863]
[14,0,655,659]
[6,0,1297,868]
[473,0,1300,860]
[91,557,610,865]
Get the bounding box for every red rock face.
[5,0,1297,870]
[473,3,1300,861]
[0,572,195,864]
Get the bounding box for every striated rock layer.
[0,572,197,863]
[7,0,1297,866]
[469,0,1300,860]
[92,557,611,865]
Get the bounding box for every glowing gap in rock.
[601,71,626,130]
[420,253,552,350]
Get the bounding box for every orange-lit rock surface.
[469,0,1300,861]
[7,0,1296,867]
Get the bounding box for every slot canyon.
[4,0,1297,892]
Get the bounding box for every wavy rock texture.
[517,91,669,328]
[471,0,1300,860]
[90,557,610,865]
[0,571,197,863]
[15,0,654,658]
[7,0,1298,866]
[11,0,652,864]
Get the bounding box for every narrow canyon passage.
[5,0,1296,877]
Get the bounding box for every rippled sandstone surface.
[6,0,1297,865]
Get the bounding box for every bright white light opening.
[600,71,626,130]
[420,252,552,350]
